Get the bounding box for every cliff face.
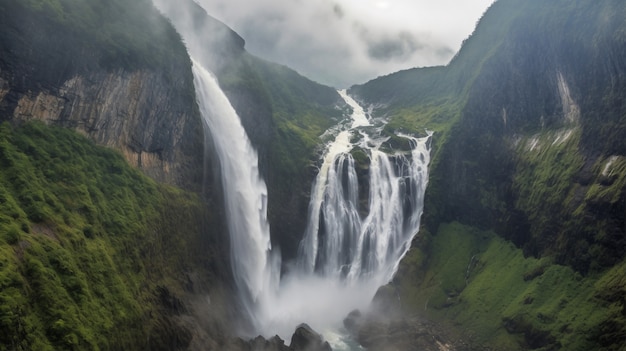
[0,0,203,189]
[354,0,626,272]
[435,0,626,271]
[0,1,236,349]
[352,0,626,349]
[1,70,202,187]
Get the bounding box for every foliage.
[217,52,343,257]
[395,222,626,351]
[357,1,626,350]
[0,122,209,350]
[510,128,584,256]
[0,0,191,86]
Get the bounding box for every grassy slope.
[0,122,212,350]
[396,222,626,351]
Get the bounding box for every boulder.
[289,324,332,351]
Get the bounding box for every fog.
[194,0,495,87]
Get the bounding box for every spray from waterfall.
[153,0,432,342]
[191,64,432,340]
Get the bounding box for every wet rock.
[290,324,332,351]
[250,335,290,351]
[343,309,364,334]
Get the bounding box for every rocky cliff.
[352,0,626,349]
[0,0,203,189]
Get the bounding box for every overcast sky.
[194,0,496,88]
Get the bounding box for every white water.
[191,60,280,331]
[259,90,433,340]
[297,89,432,298]
[165,0,433,339]
[192,67,432,341]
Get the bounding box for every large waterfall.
[298,91,432,285]
[156,0,432,343]
[192,61,432,341]
[191,60,280,330]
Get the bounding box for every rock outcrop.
[2,69,202,187]
[0,0,203,189]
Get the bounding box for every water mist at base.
[192,58,431,342]
[164,0,432,342]
[254,90,433,341]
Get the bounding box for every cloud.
[188,0,495,87]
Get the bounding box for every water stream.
[157,0,432,344]
[191,60,280,330]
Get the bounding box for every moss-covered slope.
[395,222,626,350]
[0,122,220,350]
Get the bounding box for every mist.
[193,0,495,87]
[152,0,442,343]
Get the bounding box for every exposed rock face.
[0,0,205,189]
[1,69,202,187]
[289,324,332,351]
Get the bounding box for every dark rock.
[249,335,290,351]
[343,309,364,334]
[289,324,332,351]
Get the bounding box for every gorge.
[0,0,625,350]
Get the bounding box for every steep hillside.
[0,122,227,350]
[352,0,626,349]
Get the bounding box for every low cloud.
[189,0,494,87]
[366,32,425,62]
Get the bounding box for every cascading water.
[191,59,280,331]
[249,90,433,343]
[299,91,432,284]
[155,0,432,343]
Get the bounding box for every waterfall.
[191,62,431,341]
[155,0,432,341]
[298,89,432,287]
[191,59,280,331]
[256,90,432,340]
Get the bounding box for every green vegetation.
[0,122,210,350]
[382,99,459,136]
[396,222,626,350]
[355,1,626,349]
[1,0,187,71]
[217,52,343,257]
